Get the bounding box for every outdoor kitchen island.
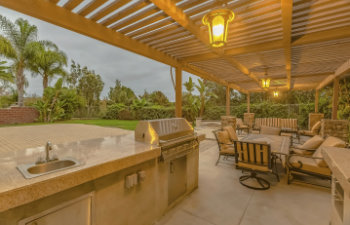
[0,119,199,225]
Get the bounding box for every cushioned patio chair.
[233,140,279,190]
[289,135,324,156]
[287,136,347,185]
[298,121,321,137]
[213,129,235,165]
[236,118,249,134]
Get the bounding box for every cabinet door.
[23,194,93,225]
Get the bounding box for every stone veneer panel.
[320,119,349,142]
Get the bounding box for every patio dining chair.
[233,140,279,190]
[236,118,249,135]
[213,129,235,165]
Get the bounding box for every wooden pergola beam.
[316,58,350,90]
[0,0,180,68]
[150,0,260,87]
[281,0,293,90]
[183,64,248,94]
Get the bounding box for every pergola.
[1,0,350,119]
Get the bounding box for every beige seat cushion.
[313,136,347,167]
[224,126,238,141]
[300,135,324,150]
[216,130,232,144]
[310,121,321,134]
[237,162,270,172]
[260,126,281,136]
[220,145,235,155]
[289,155,331,176]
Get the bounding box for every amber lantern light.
[261,78,271,89]
[273,90,279,97]
[202,8,234,47]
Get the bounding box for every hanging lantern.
[202,8,234,47]
[261,78,271,88]
[273,90,279,97]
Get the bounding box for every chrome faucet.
[45,141,53,162]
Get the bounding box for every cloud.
[0,6,199,101]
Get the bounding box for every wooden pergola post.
[315,90,319,113]
[175,67,182,118]
[226,86,230,116]
[332,77,340,120]
[247,92,251,113]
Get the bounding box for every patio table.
[241,134,291,167]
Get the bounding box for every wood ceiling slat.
[101,0,151,26]
[63,0,84,10]
[123,0,204,37]
[157,39,199,51]
[90,0,131,22]
[141,27,185,43]
[147,31,191,46]
[292,21,350,37]
[78,0,109,16]
[151,35,195,48]
[161,42,207,54]
[111,6,160,30]
[293,11,350,30]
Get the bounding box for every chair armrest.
[288,154,323,160]
[287,154,324,169]
[290,145,317,151]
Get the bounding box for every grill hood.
[135,118,194,145]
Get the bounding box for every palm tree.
[0,60,13,83]
[29,41,67,92]
[0,16,38,106]
[184,77,194,95]
[195,79,217,118]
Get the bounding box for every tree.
[77,70,104,117]
[34,78,83,122]
[146,90,169,106]
[0,16,39,106]
[184,77,195,95]
[29,41,67,91]
[195,79,217,117]
[0,60,13,83]
[108,79,137,105]
[66,60,86,88]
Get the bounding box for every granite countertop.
[322,147,350,189]
[0,134,160,212]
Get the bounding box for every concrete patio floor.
[156,140,331,225]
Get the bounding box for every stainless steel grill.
[135,118,199,161]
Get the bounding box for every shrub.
[104,103,127,119]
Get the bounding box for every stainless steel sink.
[17,158,80,179]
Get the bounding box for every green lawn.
[0,119,139,130]
[60,119,139,130]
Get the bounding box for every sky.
[0,6,199,102]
